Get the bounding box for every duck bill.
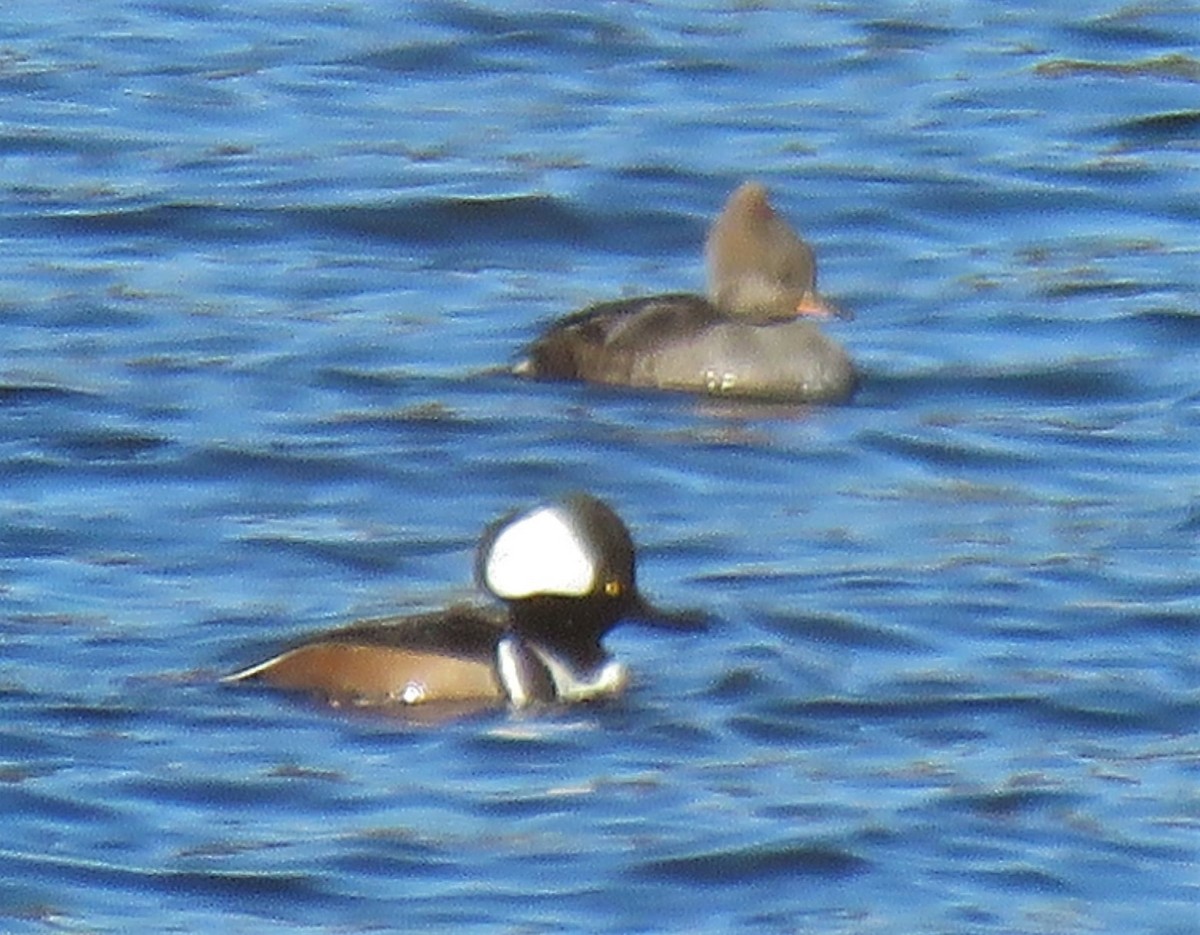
[625,594,711,632]
[795,290,853,322]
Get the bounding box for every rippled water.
[1,1,1198,932]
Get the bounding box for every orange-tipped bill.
[795,290,853,321]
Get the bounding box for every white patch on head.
[484,504,595,600]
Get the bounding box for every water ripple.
[0,1,1196,933]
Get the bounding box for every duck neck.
[505,595,620,672]
[496,596,635,706]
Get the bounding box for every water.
[1,1,1197,932]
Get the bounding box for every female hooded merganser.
[224,494,698,714]
[514,181,858,403]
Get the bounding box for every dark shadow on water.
[630,839,869,884]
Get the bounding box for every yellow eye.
[604,579,622,597]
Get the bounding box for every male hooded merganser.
[223,494,698,714]
[514,181,858,403]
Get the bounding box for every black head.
[477,493,637,617]
[476,492,707,666]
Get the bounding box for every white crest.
[484,504,595,600]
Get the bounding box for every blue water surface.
[1,1,1197,932]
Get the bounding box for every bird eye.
[604,579,622,597]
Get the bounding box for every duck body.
[519,292,858,402]
[515,182,859,404]
[225,606,510,707]
[224,494,691,715]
